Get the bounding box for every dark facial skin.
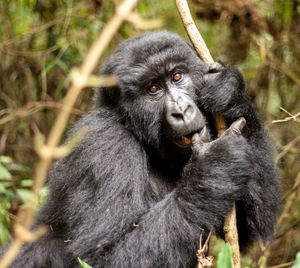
[144,68,208,149]
[161,72,207,146]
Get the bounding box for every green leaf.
[16,189,33,204]
[0,156,12,165]
[0,183,6,193]
[0,163,12,180]
[0,220,10,244]
[16,121,29,132]
[8,163,31,173]
[259,256,267,268]
[20,179,33,187]
[292,252,300,268]
[0,182,12,193]
[78,258,93,268]
[216,244,233,268]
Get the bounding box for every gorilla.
[2,31,279,267]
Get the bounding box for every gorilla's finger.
[207,62,224,73]
[203,72,219,83]
[228,117,246,136]
[199,126,209,142]
[204,62,226,84]
[192,126,209,145]
[192,132,201,147]
[192,126,210,154]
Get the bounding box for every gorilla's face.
[162,70,207,149]
[98,32,209,156]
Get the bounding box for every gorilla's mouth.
[174,127,207,148]
[175,133,194,147]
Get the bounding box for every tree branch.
[175,1,240,267]
[0,1,138,267]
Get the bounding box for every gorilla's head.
[96,31,209,160]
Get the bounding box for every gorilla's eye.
[149,85,161,95]
[172,72,183,82]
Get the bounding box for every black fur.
[2,31,280,267]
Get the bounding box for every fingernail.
[231,117,246,135]
[199,126,209,141]
[192,132,200,145]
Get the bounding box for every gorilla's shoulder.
[64,109,145,166]
[70,109,120,137]
[49,109,146,186]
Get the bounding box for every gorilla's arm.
[106,121,253,267]
[38,111,252,267]
[0,236,69,268]
[37,110,152,266]
[198,64,280,247]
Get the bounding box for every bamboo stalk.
[175,1,240,267]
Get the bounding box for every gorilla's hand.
[199,62,246,115]
[192,117,246,153]
[189,117,251,195]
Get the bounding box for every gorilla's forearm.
[236,170,279,248]
[106,192,200,268]
[1,235,70,268]
[237,132,279,247]
[106,188,228,268]
[198,63,279,244]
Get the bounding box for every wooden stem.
[0,1,139,267]
[175,1,240,267]
[176,0,213,64]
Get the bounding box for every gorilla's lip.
[174,136,193,148]
[174,128,204,148]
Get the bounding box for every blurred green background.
[0,0,299,266]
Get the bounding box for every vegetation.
[0,0,299,266]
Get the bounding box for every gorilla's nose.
[167,98,195,127]
[165,93,204,135]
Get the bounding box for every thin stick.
[0,1,138,267]
[175,1,240,267]
[176,0,213,64]
[223,203,240,267]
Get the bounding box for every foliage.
[78,258,93,268]
[292,252,300,268]
[0,0,299,266]
[0,156,32,244]
[216,244,233,268]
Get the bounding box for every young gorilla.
[4,31,279,267]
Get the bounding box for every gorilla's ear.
[94,86,120,108]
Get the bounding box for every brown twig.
[0,19,65,49]
[0,101,84,126]
[176,0,213,64]
[0,1,138,267]
[196,231,214,268]
[276,172,300,233]
[276,135,300,164]
[175,1,240,267]
[268,261,296,268]
[272,107,300,124]
[223,203,240,267]
[262,171,300,260]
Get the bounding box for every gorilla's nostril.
[184,105,194,118]
[171,113,184,122]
